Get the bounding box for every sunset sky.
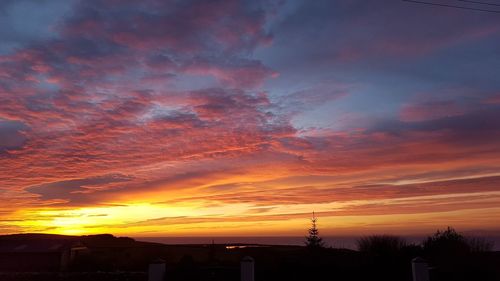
[1,0,500,237]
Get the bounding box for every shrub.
[357,235,407,255]
[466,236,494,253]
[422,227,494,256]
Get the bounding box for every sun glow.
[8,192,500,237]
[13,203,190,235]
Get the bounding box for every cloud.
[0,0,75,54]
[27,174,133,201]
[0,119,27,153]
[0,0,286,195]
[483,93,500,105]
[266,0,500,69]
[1,0,500,235]
[162,175,500,207]
[399,100,467,122]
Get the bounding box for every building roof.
[0,236,76,253]
[0,241,71,253]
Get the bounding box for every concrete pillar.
[240,256,254,281]
[412,257,430,281]
[148,259,166,281]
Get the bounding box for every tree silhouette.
[423,226,469,255]
[423,226,494,256]
[305,212,324,248]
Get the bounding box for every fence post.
[412,257,430,281]
[241,256,254,281]
[149,258,166,281]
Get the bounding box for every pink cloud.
[1,0,500,234]
[483,94,500,105]
[399,100,467,122]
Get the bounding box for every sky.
[1,0,500,238]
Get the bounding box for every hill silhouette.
[0,232,499,281]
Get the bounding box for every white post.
[241,256,254,281]
[412,257,430,281]
[148,259,166,281]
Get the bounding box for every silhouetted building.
[0,238,88,272]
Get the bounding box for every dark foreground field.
[0,234,499,281]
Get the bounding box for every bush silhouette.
[423,227,470,256]
[466,236,494,253]
[357,235,407,256]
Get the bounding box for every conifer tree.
[305,212,324,248]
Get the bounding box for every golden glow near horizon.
[8,184,500,236]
